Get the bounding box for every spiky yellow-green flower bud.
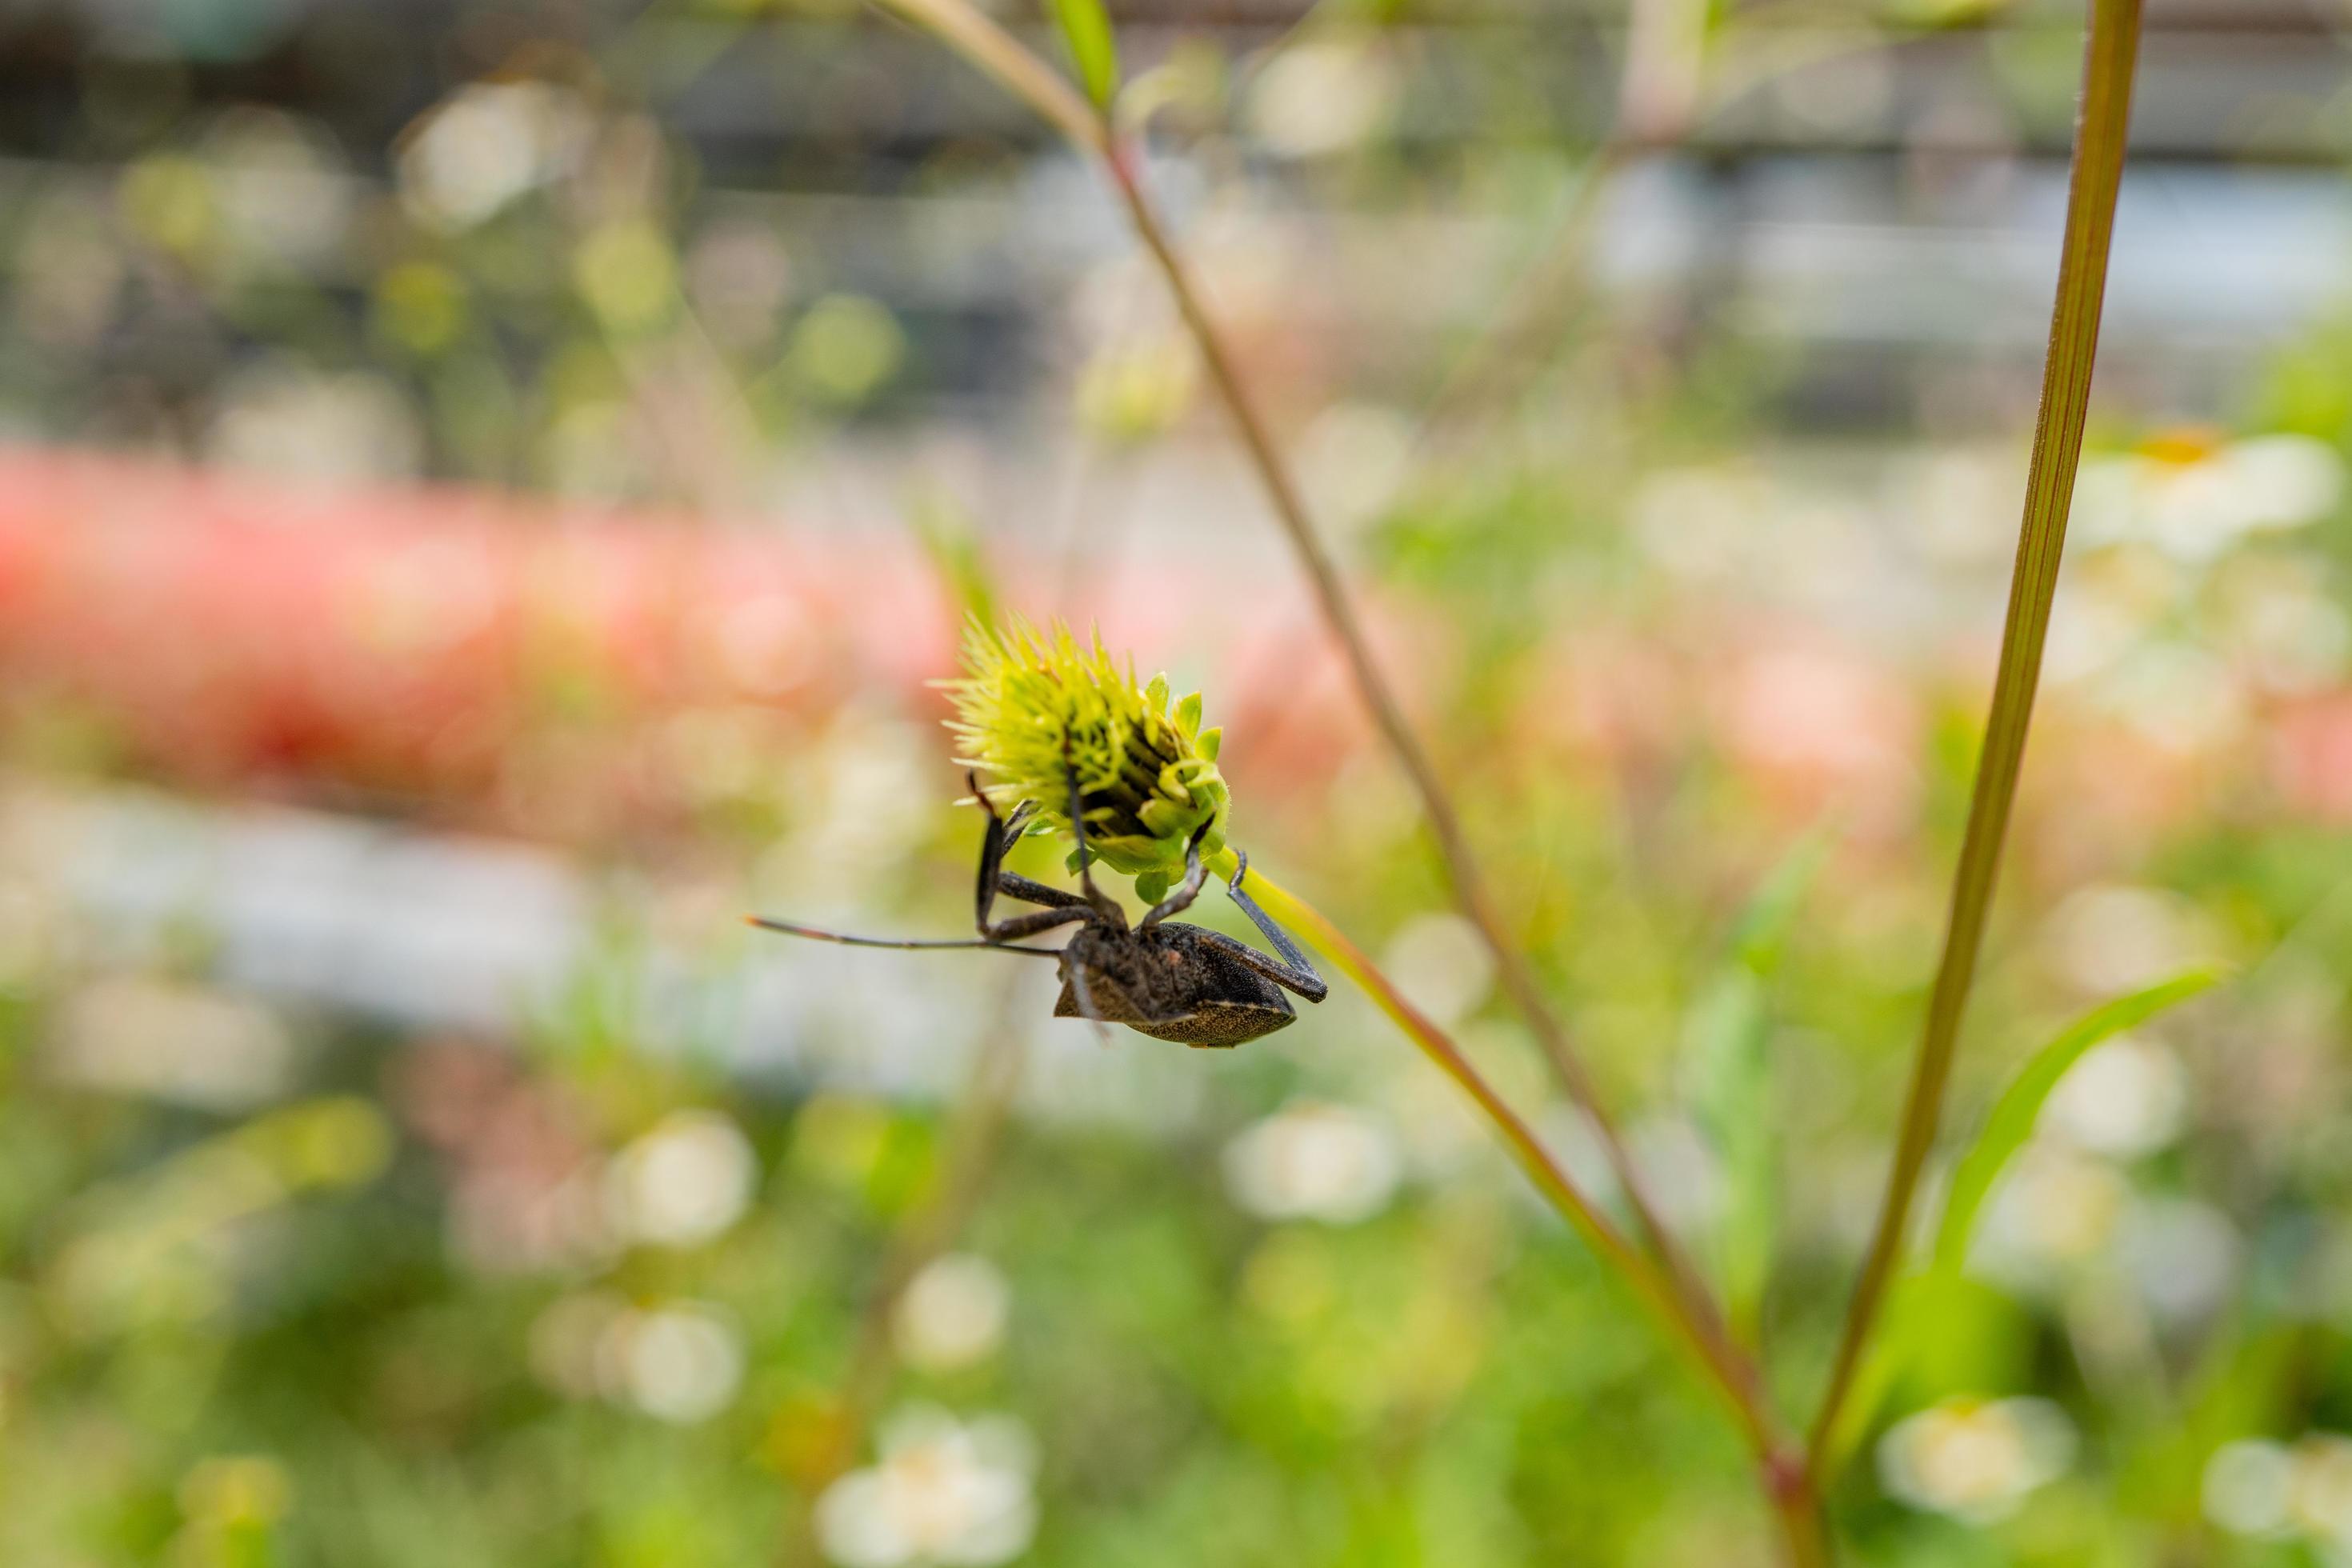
[941,618,1229,905]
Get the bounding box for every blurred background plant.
[2,0,2352,1562]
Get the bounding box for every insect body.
[750,773,1326,1049]
[1051,918,1311,1046]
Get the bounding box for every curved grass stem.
[1098,106,1738,1396]
[1806,0,2145,1470]
[1234,862,1822,1557]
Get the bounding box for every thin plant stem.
[872,0,1108,156]
[866,0,1713,1343]
[874,0,1727,1375]
[1097,126,1738,1374]
[1806,0,2144,1468]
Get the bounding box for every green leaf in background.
[911,491,1002,631]
[1048,0,1120,108]
[1928,966,2224,1277]
[1687,825,1834,1336]
[1821,966,2224,1466]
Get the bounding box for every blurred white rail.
[3,779,1217,1127]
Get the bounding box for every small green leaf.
[1729,820,1836,971]
[1048,0,1120,107]
[1829,968,2225,1464]
[1195,726,1221,762]
[1175,690,1203,738]
[1686,826,1832,1333]
[910,496,1001,629]
[1930,967,2224,1276]
[1688,967,1773,1327]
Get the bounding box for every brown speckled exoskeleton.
[750,771,1326,1048]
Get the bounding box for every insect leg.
[1138,821,1212,930]
[997,873,1089,910]
[1217,852,1330,1002]
[985,905,1096,942]
[969,784,1079,930]
[970,774,1019,934]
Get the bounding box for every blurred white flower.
[49,978,297,1110]
[2041,588,2150,686]
[202,109,354,271]
[398,82,588,230]
[2040,1034,2187,1158]
[2077,435,2344,563]
[2294,1435,2352,1546]
[611,1303,744,1424]
[2221,435,2346,530]
[2208,1434,2352,1548]
[1974,1143,2126,1285]
[2118,1198,2239,1326]
[1223,1102,1402,1224]
[1378,913,1495,1030]
[1877,1396,2076,1523]
[2041,883,2217,995]
[894,1254,1010,1374]
[816,1406,1037,1568]
[2205,1438,2297,1538]
[2092,642,2246,754]
[605,1110,758,1248]
[204,364,422,483]
[1247,38,1398,157]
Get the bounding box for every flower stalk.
[1234,864,1796,1467]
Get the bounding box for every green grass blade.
[1689,826,1833,1333]
[1806,0,2146,1465]
[1047,0,1120,107]
[1929,967,2223,1277]
[1815,968,2222,1467]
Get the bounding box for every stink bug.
[750,771,1326,1048]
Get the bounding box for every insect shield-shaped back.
[1052,922,1298,1048]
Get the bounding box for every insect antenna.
[744,916,1062,956]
